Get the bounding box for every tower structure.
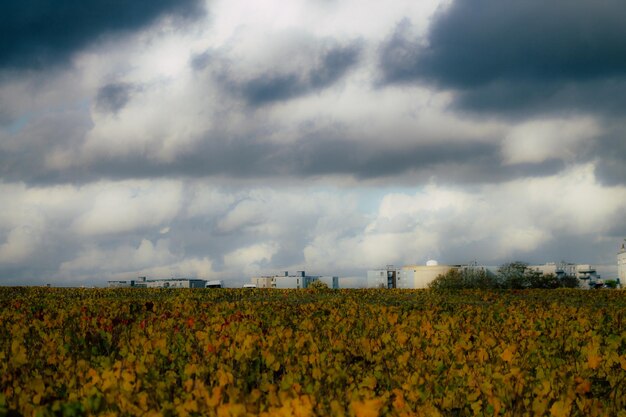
[618,240,626,286]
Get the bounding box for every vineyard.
[1,288,626,417]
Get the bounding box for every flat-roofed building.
[107,279,136,288]
[144,278,206,288]
[367,266,403,288]
[251,271,338,289]
[367,261,458,289]
[399,260,457,289]
[528,262,577,278]
[251,276,275,288]
[317,276,339,289]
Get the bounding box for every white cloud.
[60,238,176,273]
[306,165,626,269]
[0,226,41,264]
[210,0,443,42]
[501,117,599,165]
[121,257,215,280]
[186,184,236,218]
[223,242,279,275]
[73,180,182,236]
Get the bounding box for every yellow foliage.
[2,288,626,416]
[550,400,571,417]
[587,353,602,370]
[351,398,383,417]
[500,346,514,363]
[10,340,27,367]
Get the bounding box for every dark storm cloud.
[95,82,138,114]
[210,42,362,105]
[1,121,566,186]
[0,0,205,70]
[379,0,626,115]
[451,79,626,118]
[593,128,626,186]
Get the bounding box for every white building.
[145,278,207,288]
[526,262,604,289]
[528,262,577,278]
[367,266,403,288]
[108,276,148,288]
[108,277,206,288]
[317,276,340,289]
[251,275,276,288]
[399,260,457,289]
[251,271,339,289]
[367,261,457,289]
[107,279,136,288]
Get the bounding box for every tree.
[497,262,530,289]
[463,267,499,289]
[559,275,580,288]
[429,269,465,291]
[527,272,560,289]
[429,267,499,291]
[309,280,329,290]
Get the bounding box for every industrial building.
[367,261,457,289]
[250,271,339,289]
[107,279,140,288]
[366,266,403,289]
[145,278,206,288]
[527,262,603,288]
[400,261,458,289]
[107,276,207,288]
[528,262,577,278]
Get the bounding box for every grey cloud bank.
[207,40,363,106]
[0,0,205,69]
[0,0,625,286]
[379,0,626,111]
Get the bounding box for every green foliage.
[464,267,499,289]
[498,262,585,289]
[428,268,465,291]
[497,261,530,289]
[429,267,498,291]
[308,280,329,290]
[560,274,581,288]
[527,272,560,289]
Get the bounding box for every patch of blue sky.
[4,113,32,134]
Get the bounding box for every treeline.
[429,262,581,291]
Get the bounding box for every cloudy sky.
[1,0,625,287]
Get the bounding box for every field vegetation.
[1,287,625,417]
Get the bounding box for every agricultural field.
[1,288,626,417]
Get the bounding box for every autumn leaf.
[550,400,570,417]
[351,398,383,417]
[500,346,514,363]
[587,354,602,370]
